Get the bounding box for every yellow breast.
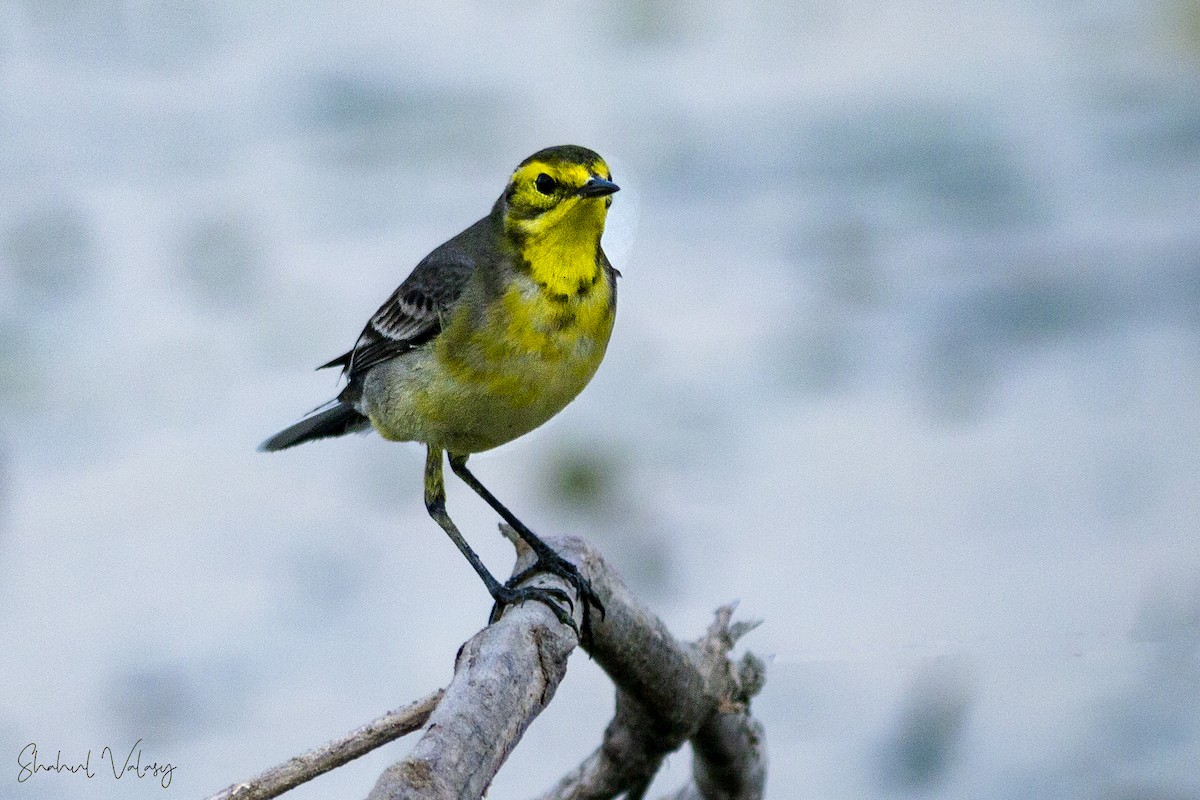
[367,191,617,453]
[404,256,613,452]
[440,265,614,405]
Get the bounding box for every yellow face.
[500,146,617,240]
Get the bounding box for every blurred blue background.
[2,1,1199,798]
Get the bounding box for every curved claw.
[506,553,605,649]
[489,584,579,637]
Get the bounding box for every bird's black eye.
[535,173,557,195]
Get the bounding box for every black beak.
[576,177,620,198]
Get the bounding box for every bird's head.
[498,145,619,243]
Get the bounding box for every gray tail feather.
[259,403,371,452]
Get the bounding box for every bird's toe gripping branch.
[488,582,578,633]
[506,548,605,648]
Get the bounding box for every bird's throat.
[514,203,608,298]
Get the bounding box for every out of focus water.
[3,2,1199,798]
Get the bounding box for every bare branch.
[670,708,767,800]
[366,532,583,800]
[531,568,768,800]
[204,690,443,800]
[208,528,766,800]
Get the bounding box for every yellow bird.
[261,145,619,640]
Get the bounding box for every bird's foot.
[489,582,579,635]
[500,549,605,649]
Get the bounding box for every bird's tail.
[258,402,371,452]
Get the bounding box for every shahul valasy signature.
[17,739,175,788]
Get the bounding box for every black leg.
[424,447,577,633]
[447,453,605,647]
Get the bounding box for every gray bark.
[205,691,443,800]
[206,530,766,800]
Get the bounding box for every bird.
[260,145,619,643]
